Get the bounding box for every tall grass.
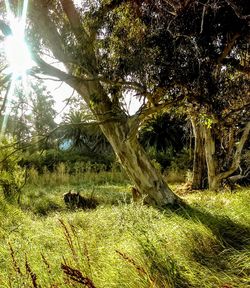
[28,162,128,187]
[0,179,249,288]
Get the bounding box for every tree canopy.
[0,0,249,205]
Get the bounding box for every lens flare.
[4,20,33,78]
[1,0,32,137]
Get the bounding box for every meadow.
[0,168,249,288]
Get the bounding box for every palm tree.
[59,108,112,155]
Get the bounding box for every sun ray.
[21,0,29,32]
[1,78,15,136]
[1,0,33,137]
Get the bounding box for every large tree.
[0,0,179,207]
[121,0,250,190]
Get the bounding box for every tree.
[0,0,179,206]
[0,81,57,149]
[0,137,25,202]
[119,0,250,190]
[28,82,57,149]
[59,105,112,155]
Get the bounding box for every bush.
[21,149,115,173]
[0,137,25,201]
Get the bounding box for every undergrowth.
[0,176,249,287]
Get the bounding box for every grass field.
[0,172,249,287]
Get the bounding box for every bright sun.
[3,0,33,79]
[4,20,33,78]
[1,0,33,136]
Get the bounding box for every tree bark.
[190,116,207,189]
[101,122,177,206]
[78,82,178,207]
[203,122,250,190]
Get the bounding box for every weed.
[61,264,96,288]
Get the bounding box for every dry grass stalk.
[115,250,155,285]
[59,219,78,262]
[8,242,22,276]
[83,242,92,273]
[41,253,51,274]
[25,256,40,288]
[116,250,147,276]
[61,264,96,288]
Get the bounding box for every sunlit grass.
[0,172,249,287]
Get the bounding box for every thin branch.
[225,0,250,20]
[30,73,63,82]
[217,32,241,64]
[56,89,75,117]
[59,0,90,43]
[127,95,185,140]
[200,4,206,34]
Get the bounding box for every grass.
[0,172,249,287]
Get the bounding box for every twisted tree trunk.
[25,0,180,207]
[203,122,250,190]
[79,81,178,207]
[101,122,177,206]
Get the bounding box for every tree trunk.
[101,122,178,206]
[77,81,179,207]
[190,116,207,189]
[204,122,250,191]
[203,125,221,190]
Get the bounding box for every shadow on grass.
[168,201,250,250]
[162,201,250,285]
[165,199,250,273]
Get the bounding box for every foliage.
[59,106,112,155]
[21,148,115,173]
[0,137,25,201]
[0,81,57,149]
[139,112,190,170]
[139,112,188,153]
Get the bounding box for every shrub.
[0,137,25,201]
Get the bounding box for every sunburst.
[1,0,33,136]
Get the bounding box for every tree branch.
[59,0,90,43]
[219,121,250,179]
[217,32,240,64]
[30,1,74,65]
[31,55,79,85]
[127,95,185,140]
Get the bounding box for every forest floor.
[0,172,249,288]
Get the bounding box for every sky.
[43,0,143,119]
[43,77,143,124]
[0,0,143,126]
